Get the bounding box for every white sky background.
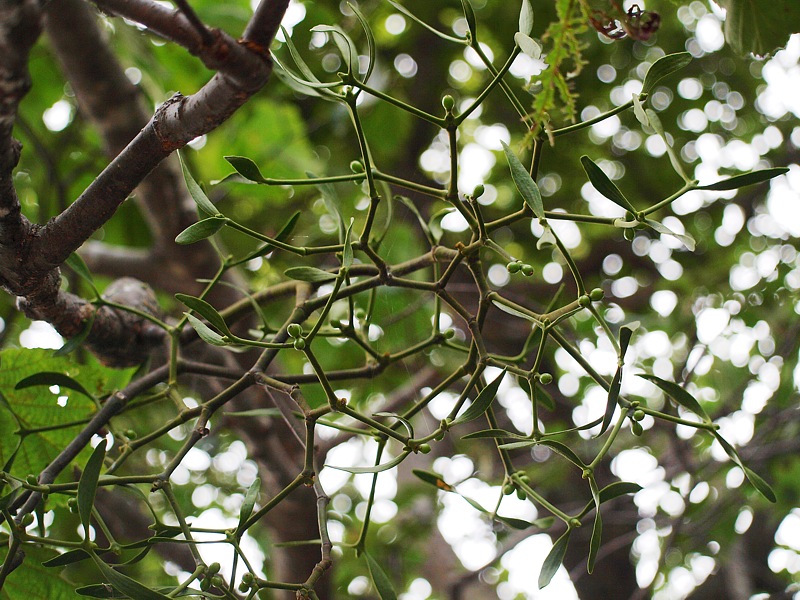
[12,1,800,599]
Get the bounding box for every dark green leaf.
[78,442,107,536]
[641,52,692,95]
[178,152,218,216]
[55,314,95,357]
[185,314,228,346]
[284,266,337,282]
[224,156,266,183]
[453,370,506,425]
[496,515,536,530]
[519,0,534,35]
[460,0,478,41]
[412,469,454,492]
[696,168,788,191]
[619,322,638,356]
[539,440,586,469]
[326,450,410,474]
[15,372,93,400]
[175,294,230,335]
[363,551,398,600]
[42,549,92,567]
[502,142,544,219]
[638,374,710,421]
[600,366,622,436]
[742,466,777,503]
[90,552,171,600]
[237,477,261,532]
[539,529,570,589]
[717,0,800,57]
[76,584,128,597]
[343,218,354,269]
[598,481,642,504]
[175,216,226,244]
[580,156,637,214]
[224,408,282,418]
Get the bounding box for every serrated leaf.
[641,52,692,95]
[185,314,228,346]
[638,374,709,421]
[502,142,544,219]
[539,529,570,589]
[237,477,261,532]
[78,441,107,536]
[717,0,800,57]
[588,510,602,573]
[175,216,226,244]
[15,372,94,400]
[642,218,696,251]
[224,156,266,183]
[90,552,170,600]
[412,469,454,492]
[175,294,230,335]
[696,167,788,191]
[284,266,337,282]
[326,450,410,474]
[514,32,541,59]
[453,370,506,425]
[363,551,397,600]
[178,152,218,216]
[519,0,533,35]
[580,156,637,214]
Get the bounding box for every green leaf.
[326,450,410,474]
[178,152,219,216]
[580,156,637,214]
[384,0,465,43]
[363,551,398,600]
[539,440,586,469]
[742,466,777,503]
[539,529,570,589]
[696,167,788,191]
[343,218,355,269]
[224,156,266,183]
[514,32,542,59]
[397,196,435,245]
[90,552,171,600]
[519,0,534,35]
[65,253,100,297]
[460,0,478,41]
[349,3,376,83]
[453,370,506,425]
[311,175,346,242]
[76,584,130,597]
[428,207,453,244]
[598,481,642,503]
[185,314,228,346]
[643,218,696,251]
[638,374,710,421]
[600,366,622,436]
[237,477,261,533]
[284,266,337,282]
[78,441,107,536]
[55,313,95,357]
[461,428,527,440]
[311,25,359,76]
[224,408,282,418]
[373,412,413,438]
[641,52,692,95]
[15,372,94,400]
[234,210,301,264]
[717,0,800,57]
[619,322,638,356]
[588,510,602,573]
[412,469,455,492]
[42,549,92,568]
[175,294,231,336]
[175,216,226,244]
[502,141,544,219]
[0,545,85,599]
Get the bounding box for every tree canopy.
[0,1,798,599]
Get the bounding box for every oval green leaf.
[178,152,219,216]
[502,141,544,219]
[363,550,398,600]
[453,369,506,425]
[539,529,570,589]
[284,266,338,282]
[185,314,228,346]
[519,0,534,35]
[642,52,692,95]
[224,156,266,183]
[175,216,226,245]
[638,374,709,421]
[175,293,230,335]
[78,441,107,536]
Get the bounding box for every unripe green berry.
[20,513,34,527]
[516,488,526,500]
[624,228,635,241]
[590,288,604,302]
[507,261,522,273]
[211,575,223,587]
[442,95,455,111]
[242,573,254,584]
[239,582,250,593]
[125,429,137,439]
[200,578,211,591]
[442,328,455,339]
[472,184,485,199]
[418,443,432,454]
[26,475,37,486]
[631,421,644,436]
[519,474,531,484]
[293,338,306,350]
[539,373,553,385]
[207,562,221,576]
[67,498,78,513]
[521,264,534,277]
[350,160,365,173]
[633,409,645,422]
[579,294,592,308]
[287,323,303,338]
[503,483,515,495]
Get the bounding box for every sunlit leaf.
[580,156,637,214]
[641,52,692,95]
[514,32,541,59]
[519,0,534,35]
[696,167,788,191]
[184,314,227,346]
[502,141,544,219]
[412,469,454,492]
[742,466,777,503]
[642,218,696,251]
[460,0,478,41]
[373,412,413,438]
[176,294,230,336]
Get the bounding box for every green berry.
[242,573,254,584]
[503,483,515,495]
[590,288,604,302]
[200,578,211,592]
[442,328,455,339]
[125,429,137,439]
[624,228,635,241]
[287,323,303,338]
[442,95,455,111]
[418,443,432,454]
[507,261,522,273]
[26,475,38,486]
[539,373,553,385]
[472,184,485,199]
[211,575,223,587]
[631,421,644,436]
[516,488,526,501]
[521,264,534,277]
[578,294,591,308]
[20,513,34,527]
[67,498,78,513]
[239,582,250,593]
[350,160,365,173]
[633,409,645,422]
[293,338,306,350]
[207,562,221,576]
